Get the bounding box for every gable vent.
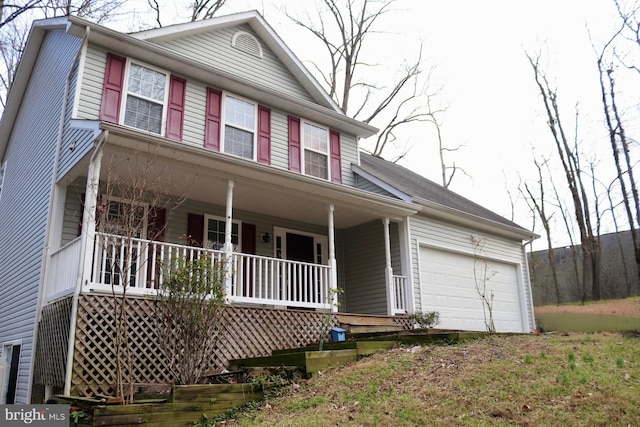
[232,31,263,58]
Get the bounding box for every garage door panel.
[420,246,523,332]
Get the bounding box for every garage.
[419,246,525,332]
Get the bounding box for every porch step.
[337,314,404,335]
[229,349,358,374]
[272,340,396,357]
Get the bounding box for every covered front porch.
[44,124,417,316]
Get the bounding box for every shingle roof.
[358,153,530,233]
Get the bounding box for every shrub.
[154,255,226,385]
[408,310,440,329]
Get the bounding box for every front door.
[274,227,328,306]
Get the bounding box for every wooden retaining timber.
[77,384,274,427]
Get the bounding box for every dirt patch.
[535,297,640,318]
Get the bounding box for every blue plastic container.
[330,327,346,342]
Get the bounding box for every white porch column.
[64,132,105,395]
[42,184,67,300]
[328,204,338,312]
[383,218,395,316]
[399,216,415,313]
[224,180,234,296]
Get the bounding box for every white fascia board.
[66,16,376,138]
[0,18,71,161]
[99,122,417,218]
[352,164,412,202]
[130,11,342,115]
[413,196,540,241]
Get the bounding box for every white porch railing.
[86,233,332,310]
[46,237,82,301]
[393,274,408,314]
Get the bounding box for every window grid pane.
[207,219,239,250]
[225,96,256,131]
[224,126,254,159]
[128,63,166,101]
[303,122,328,153]
[124,96,163,134]
[304,149,328,179]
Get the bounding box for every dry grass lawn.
[222,332,639,426]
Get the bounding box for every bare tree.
[0,17,28,110]
[146,0,227,27]
[96,150,186,402]
[41,0,127,22]
[523,156,561,304]
[527,52,601,300]
[595,14,640,291]
[287,0,439,158]
[0,0,42,28]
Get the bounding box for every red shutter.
[187,213,205,247]
[330,130,342,183]
[204,88,222,151]
[257,106,271,164]
[166,75,186,141]
[99,53,126,122]
[288,116,301,172]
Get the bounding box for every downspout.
[522,239,536,333]
[32,24,90,402]
[63,129,107,395]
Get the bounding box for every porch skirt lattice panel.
[34,297,73,387]
[72,294,340,397]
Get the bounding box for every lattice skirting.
[34,297,73,387]
[71,294,412,397]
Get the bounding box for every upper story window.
[287,116,342,184]
[302,122,329,180]
[0,161,6,202]
[123,63,168,135]
[100,54,185,141]
[224,95,256,159]
[204,88,271,164]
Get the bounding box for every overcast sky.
[118,1,634,250]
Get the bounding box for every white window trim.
[204,214,242,252]
[99,195,149,239]
[0,161,6,203]
[221,92,258,161]
[300,119,331,181]
[119,59,170,136]
[273,226,328,265]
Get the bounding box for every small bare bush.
[155,255,226,385]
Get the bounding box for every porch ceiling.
[74,126,418,229]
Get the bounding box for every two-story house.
[0,11,536,403]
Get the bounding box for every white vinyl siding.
[76,45,106,120]
[155,24,314,103]
[409,215,534,332]
[0,161,6,203]
[58,58,96,180]
[342,220,401,315]
[0,30,81,403]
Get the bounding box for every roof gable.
[131,11,339,112]
[356,153,536,238]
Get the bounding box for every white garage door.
[419,246,524,332]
